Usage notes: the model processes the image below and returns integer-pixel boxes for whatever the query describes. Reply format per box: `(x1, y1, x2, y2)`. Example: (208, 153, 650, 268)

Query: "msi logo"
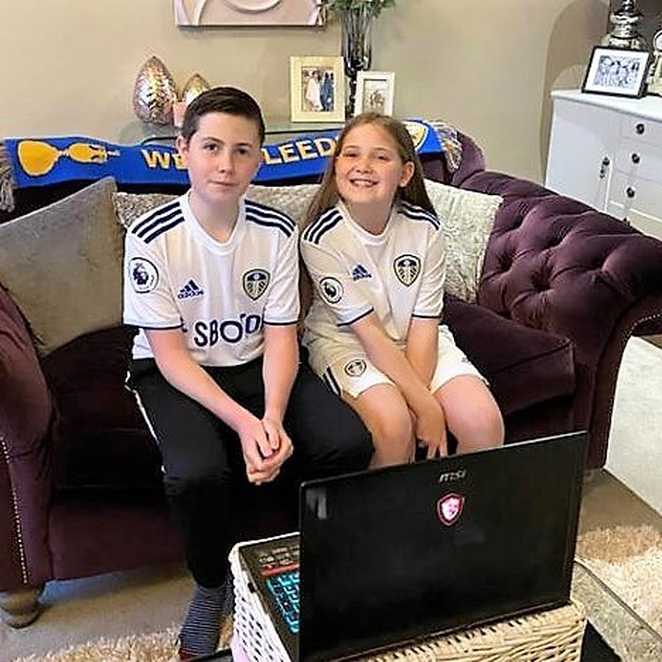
(437, 493, 465, 526)
(438, 469, 467, 484)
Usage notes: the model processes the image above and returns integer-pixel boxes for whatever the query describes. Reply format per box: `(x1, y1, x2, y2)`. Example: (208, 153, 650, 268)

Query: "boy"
(123, 87, 372, 659)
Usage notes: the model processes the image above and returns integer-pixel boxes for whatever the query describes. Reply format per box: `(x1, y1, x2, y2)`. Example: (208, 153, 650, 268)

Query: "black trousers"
(129, 355, 372, 588)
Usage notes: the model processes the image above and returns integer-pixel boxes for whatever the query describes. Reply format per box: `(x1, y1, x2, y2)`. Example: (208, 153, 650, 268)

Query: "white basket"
(230, 538, 587, 662)
(230, 535, 295, 662)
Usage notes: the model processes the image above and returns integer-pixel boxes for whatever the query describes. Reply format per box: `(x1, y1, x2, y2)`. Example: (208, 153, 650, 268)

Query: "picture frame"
(648, 53, 662, 97)
(174, 0, 325, 27)
(289, 56, 345, 123)
(354, 71, 395, 116)
(581, 46, 651, 98)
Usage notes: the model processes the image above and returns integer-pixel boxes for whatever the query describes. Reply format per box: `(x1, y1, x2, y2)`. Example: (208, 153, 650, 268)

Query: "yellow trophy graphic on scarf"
(17, 140, 120, 177)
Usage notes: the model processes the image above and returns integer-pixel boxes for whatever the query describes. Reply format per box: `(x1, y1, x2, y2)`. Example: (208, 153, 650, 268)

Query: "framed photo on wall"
(354, 71, 395, 116)
(290, 56, 345, 122)
(582, 46, 651, 98)
(174, 0, 325, 27)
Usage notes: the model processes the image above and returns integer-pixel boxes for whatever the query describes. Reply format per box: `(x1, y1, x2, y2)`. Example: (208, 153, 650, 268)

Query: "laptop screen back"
(299, 432, 586, 661)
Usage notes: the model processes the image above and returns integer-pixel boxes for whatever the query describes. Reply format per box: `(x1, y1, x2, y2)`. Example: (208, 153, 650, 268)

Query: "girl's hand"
(414, 400, 447, 459)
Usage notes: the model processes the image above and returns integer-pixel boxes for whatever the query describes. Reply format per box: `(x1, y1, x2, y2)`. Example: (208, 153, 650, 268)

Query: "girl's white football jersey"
(123, 192, 299, 366)
(301, 200, 445, 368)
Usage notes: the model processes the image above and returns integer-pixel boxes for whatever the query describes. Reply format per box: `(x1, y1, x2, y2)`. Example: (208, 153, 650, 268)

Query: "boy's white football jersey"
(301, 199, 445, 368)
(123, 192, 299, 366)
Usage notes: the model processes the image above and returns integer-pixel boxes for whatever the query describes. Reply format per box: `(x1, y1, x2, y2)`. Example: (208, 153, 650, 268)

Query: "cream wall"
(0, 0, 609, 182)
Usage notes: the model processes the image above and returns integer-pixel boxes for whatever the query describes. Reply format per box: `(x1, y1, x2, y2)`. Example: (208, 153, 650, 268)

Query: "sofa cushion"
(113, 191, 177, 229)
(0, 177, 124, 355)
(426, 179, 502, 303)
(443, 294, 575, 415)
(41, 325, 162, 489)
(114, 183, 321, 231)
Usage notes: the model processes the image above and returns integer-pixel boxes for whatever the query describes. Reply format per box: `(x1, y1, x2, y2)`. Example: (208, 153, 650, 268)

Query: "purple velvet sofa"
(2, 132, 662, 626)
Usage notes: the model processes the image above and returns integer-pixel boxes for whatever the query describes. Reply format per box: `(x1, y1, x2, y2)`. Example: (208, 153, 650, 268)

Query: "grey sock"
(179, 582, 229, 656)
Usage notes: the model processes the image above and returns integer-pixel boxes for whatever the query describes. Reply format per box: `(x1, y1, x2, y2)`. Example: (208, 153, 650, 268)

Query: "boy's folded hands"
(238, 413, 294, 485)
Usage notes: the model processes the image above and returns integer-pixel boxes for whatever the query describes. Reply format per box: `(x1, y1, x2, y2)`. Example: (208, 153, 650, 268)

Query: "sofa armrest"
(0, 286, 54, 591)
(461, 171, 662, 466)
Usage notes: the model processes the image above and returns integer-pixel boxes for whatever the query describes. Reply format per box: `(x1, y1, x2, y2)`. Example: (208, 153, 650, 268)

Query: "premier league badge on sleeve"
(319, 277, 344, 304)
(394, 254, 421, 287)
(129, 257, 159, 293)
(243, 269, 270, 301)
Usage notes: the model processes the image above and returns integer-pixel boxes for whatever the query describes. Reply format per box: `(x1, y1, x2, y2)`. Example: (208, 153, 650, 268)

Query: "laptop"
(234, 431, 587, 661)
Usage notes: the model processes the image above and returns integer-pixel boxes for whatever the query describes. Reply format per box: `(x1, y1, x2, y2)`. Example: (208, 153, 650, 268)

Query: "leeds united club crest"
(393, 254, 421, 287)
(344, 359, 367, 377)
(243, 269, 270, 301)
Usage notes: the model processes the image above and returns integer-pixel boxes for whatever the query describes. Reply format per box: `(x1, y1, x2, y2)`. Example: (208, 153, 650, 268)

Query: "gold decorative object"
(180, 73, 211, 105)
(132, 56, 178, 125)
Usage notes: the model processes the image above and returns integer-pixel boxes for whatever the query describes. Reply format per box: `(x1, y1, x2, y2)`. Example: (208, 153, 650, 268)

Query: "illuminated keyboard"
(256, 540, 300, 635)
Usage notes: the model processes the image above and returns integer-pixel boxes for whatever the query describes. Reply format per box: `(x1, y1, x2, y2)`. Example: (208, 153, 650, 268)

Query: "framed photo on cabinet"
(582, 46, 651, 98)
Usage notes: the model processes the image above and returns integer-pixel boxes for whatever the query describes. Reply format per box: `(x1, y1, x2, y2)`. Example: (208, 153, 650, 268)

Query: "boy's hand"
(236, 414, 280, 484)
(414, 399, 447, 459)
(262, 417, 293, 457)
(251, 417, 294, 484)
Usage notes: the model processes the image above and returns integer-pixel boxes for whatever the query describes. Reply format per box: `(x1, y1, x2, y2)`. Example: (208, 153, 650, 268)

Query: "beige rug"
(14, 618, 234, 662)
(14, 626, 181, 662)
(576, 524, 662, 632)
(575, 524, 662, 660)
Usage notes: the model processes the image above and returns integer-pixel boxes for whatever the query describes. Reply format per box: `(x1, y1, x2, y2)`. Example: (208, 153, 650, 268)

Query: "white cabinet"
(546, 90, 662, 240)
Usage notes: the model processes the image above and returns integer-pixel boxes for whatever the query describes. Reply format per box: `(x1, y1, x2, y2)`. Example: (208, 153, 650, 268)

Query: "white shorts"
(317, 326, 486, 399)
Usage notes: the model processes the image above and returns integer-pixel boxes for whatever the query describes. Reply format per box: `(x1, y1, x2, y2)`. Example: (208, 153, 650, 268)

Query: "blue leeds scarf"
(0, 120, 460, 212)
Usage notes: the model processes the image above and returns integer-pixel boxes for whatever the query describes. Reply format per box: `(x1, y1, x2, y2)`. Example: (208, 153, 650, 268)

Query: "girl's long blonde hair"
(303, 113, 436, 229)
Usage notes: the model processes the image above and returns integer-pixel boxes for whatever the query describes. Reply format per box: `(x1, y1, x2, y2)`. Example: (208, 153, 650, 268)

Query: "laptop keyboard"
(257, 540, 300, 634)
(267, 570, 300, 634)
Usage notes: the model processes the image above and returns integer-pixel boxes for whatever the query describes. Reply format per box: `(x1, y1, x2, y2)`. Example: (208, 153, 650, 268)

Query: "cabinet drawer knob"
(599, 156, 610, 179)
(631, 153, 640, 164)
(626, 186, 636, 198)
(635, 123, 645, 135)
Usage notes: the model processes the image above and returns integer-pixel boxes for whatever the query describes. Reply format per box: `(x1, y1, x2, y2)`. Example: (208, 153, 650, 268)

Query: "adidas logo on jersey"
(177, 279, 204, 300)
(352, 264, 372, 281)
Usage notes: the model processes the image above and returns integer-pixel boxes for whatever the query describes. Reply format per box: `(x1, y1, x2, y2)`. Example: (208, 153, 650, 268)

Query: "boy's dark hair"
(180, 86, 266, 145)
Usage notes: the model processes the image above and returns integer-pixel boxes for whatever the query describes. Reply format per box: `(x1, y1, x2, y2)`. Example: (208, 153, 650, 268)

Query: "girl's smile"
(335, 123, 414, 232)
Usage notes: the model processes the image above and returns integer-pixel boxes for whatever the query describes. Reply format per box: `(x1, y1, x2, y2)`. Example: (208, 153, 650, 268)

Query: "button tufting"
(500, 254, 513, 270)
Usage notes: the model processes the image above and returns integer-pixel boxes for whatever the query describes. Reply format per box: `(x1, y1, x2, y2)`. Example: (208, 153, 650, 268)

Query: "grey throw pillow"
(0, 177, 124, 355)
(425, 179, 503, 303)
(113, 191, 177, 229)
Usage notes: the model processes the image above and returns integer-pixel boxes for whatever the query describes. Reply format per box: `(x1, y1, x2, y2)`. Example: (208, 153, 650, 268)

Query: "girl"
(301, 113, 504, 468)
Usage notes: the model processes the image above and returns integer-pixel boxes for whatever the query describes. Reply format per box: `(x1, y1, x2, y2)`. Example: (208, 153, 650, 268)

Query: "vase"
(341, 7, 374, 116)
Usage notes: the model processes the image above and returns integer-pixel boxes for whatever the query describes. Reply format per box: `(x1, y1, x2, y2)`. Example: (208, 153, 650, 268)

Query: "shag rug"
(14, 526, 661, 662)
(575, 523, 662, 660)
(13, 618, 234, 662)
(13, 625, 182, 661)
(576, 524, 661, 632)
